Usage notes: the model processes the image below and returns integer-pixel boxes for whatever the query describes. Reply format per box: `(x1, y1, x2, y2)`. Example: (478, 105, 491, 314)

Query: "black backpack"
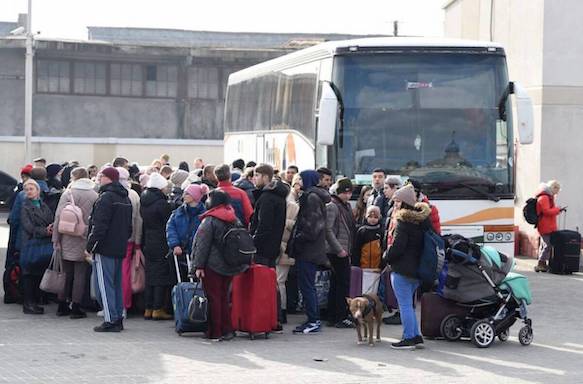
(523, 198, 539, 226)
(221, 223, 256, 268)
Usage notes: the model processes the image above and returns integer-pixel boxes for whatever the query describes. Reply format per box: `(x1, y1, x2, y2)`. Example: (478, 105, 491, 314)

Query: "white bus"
(224, 37, 534, 257)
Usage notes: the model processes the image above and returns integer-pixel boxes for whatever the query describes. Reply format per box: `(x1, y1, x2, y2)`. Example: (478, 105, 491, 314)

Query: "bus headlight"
(486, 233, 495, 242)
(484, 232, 514, 243)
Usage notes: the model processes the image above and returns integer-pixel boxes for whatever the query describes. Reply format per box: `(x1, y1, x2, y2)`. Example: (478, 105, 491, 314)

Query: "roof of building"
(87, 27, 381, 49)
(0, 22, 18, 37)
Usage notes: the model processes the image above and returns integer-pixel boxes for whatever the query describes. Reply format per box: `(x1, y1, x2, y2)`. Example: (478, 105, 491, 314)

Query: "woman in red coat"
(535, 180, 565, 272)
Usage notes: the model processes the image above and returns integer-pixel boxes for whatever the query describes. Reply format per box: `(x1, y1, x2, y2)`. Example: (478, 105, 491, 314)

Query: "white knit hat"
(147, 172, 168, 190)
(393, 184, 417, 207)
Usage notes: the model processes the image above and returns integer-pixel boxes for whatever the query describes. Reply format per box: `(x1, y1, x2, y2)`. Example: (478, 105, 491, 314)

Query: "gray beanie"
(384, 176, 402, 186)
(170, 169, 189, 187)
(393, 184, 417, 207)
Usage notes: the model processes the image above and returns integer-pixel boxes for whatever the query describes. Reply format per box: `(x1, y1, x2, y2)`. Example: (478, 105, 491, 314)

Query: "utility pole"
(24, 0, 34, 162)
(393, 20, 399, 37)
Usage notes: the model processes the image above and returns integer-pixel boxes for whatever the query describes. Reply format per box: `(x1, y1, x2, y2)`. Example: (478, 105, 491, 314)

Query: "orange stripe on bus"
(442, 208, 514, 225)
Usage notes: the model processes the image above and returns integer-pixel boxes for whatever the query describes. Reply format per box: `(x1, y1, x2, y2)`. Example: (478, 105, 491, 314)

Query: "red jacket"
(537, 192, 560, 235)
(217, 180, 254, 227)
(422, 195, 442, 234)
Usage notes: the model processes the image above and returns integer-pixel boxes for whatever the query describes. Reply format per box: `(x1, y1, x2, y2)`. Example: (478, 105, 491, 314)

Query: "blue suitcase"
(172, 253, 207, 335)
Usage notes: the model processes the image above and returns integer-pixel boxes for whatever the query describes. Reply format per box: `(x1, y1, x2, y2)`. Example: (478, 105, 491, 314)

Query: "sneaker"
(56, 302, 71, 317)
(122, 309, 127, 319)
(23, 304, 44, 315)
(97, 310, 104, 317)
(293, 321, 311, 333)
(335, 318, 355, 329)
(70, 304, 87, 319)
(383, 312, 402, 325)
(301, 321, 321, 334)
(222, 332, 236, 341)
(93, 322, 122, 333)
(413, 335, 425, 349)
(391, 338, 416, 350)
(272, 323, 284, 334)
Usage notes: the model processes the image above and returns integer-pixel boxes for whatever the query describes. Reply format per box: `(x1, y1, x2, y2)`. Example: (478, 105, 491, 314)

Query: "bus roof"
(228, 37, 505, 85)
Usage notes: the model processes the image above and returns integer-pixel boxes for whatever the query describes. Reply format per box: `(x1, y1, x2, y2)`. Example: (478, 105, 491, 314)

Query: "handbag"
(20, 237, 54, 272)
(187, 281, 208, 324)
(40, 249, 66, 295)
(131, 250, 146, 294)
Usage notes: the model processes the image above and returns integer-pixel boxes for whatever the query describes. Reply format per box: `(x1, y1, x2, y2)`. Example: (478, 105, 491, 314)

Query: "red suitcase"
(231, 264, 278, 339)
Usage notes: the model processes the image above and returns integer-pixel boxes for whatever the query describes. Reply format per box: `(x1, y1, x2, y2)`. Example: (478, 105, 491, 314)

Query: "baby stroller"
(438, 237, 533, 348)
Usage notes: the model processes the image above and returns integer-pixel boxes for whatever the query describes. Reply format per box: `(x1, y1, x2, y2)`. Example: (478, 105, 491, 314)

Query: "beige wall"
(0, 139, 224, 179)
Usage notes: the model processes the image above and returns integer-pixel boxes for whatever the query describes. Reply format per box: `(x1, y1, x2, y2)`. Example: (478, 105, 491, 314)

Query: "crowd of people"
(4, 155, 443, 348)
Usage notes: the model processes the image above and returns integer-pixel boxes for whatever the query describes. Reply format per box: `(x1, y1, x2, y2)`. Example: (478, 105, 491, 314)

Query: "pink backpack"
(57, 191, 87, 237)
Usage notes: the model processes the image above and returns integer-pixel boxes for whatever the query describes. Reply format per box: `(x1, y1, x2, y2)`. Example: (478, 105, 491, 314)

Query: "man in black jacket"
(250, 164, 289, 267)
(85, 167, 132, 332)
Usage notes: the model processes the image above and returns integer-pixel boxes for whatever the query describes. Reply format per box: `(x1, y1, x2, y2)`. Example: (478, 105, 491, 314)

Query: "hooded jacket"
(278, 194, 300, 266)
(86, 182, 133, 258)
(352, 223, 384, 269)
(250, 180, 290, 267)
(166, 202, 206, 253)
(536, 185, 560, 235)
(385, 202, 432, 279)
(290, 186, 331, 266)
(140, 188, 173, 285)
(233, 177, 256, 205)
(52, 178, 98, 262)
(192, 205, 247, 276)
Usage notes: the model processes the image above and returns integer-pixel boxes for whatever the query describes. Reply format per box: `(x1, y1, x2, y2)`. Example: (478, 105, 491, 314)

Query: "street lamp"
(24, 0, 34, 163)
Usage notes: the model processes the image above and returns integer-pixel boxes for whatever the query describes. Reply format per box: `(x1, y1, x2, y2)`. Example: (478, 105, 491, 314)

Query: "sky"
(1, 0, 445, 40)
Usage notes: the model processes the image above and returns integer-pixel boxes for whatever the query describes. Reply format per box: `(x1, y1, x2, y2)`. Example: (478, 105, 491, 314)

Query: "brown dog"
(346, 293, 383, 346)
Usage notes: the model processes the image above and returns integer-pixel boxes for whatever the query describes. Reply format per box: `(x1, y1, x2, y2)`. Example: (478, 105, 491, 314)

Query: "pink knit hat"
(183, 184, 210, 203)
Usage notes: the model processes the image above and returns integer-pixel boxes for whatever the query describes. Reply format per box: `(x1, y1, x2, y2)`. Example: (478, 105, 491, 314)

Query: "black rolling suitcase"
(549, 230, 581, 274)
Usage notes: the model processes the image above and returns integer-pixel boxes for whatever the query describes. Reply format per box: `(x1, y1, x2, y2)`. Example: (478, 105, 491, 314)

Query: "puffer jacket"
(52, 179, 98, 262)
(233, 177, 256, 206)
(86, 182, 133, 258)
(421, 194, 441, 235)
(278, 195, 299, 266)
(216, 180, 254, 226)
(250, 180, 290, 267)
(191, 205, 247, 276)
(352, 223, 384, 269)
(385, 202, 432, 279)
(290, 186, 331, 266)
(326, 195, 356, 257)
(537, 185, 560, 235)
(140, 188, 173, 286)
(166, 202, 206, 253)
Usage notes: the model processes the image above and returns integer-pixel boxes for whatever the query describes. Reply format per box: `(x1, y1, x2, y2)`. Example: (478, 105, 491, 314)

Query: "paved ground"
(1, 213, 583, 384)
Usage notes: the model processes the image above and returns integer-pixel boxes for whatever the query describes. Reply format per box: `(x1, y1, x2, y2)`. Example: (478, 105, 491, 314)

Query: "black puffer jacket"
(250, 180, 289, 267)
(290, 186, 331, 266)
(385, 202, 432, 279)
(86, 182, 132, 258)
(140, 188, 173, 286)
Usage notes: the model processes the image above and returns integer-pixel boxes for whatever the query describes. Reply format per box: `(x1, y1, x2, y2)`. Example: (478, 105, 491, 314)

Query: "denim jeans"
(297, 259, 319, 323)
(391, 272, 420, 340)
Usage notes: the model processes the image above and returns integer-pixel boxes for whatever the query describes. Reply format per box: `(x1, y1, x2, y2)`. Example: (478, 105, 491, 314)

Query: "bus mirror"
(317, 82, 339, 146)
(513, 82, 534, 145)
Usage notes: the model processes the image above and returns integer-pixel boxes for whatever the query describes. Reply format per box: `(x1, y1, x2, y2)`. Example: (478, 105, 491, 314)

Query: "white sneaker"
(97, 310, 104, 317)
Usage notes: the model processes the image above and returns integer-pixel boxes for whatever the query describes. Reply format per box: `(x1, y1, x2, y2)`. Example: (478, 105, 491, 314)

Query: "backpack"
(417, 229, 446, 285)
(57, 191, 87, 237)
(221, 223, 256, 268)
(523, 197, 539, 226)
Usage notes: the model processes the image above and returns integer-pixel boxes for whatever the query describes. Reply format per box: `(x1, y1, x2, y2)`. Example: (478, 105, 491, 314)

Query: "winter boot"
(152, 309, 173, 321)
(144, 309, 153, 320)
(56, 302, 71, 316)
(70, 303, 87, 319)
(534, 260, 549, 273)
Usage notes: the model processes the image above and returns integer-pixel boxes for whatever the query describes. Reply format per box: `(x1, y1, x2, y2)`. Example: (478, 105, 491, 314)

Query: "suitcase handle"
(174, 252, 193, 284)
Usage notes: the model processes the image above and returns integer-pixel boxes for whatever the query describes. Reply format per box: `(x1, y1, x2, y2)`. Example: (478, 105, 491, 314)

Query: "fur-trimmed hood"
(396, 202, 431, 224)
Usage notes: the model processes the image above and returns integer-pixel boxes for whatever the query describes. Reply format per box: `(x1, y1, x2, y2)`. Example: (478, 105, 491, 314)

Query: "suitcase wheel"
(498, 328, 510, 342)
(440, 315, 463, 342)
(249, 333, 255, 340)
(264, 333, 270, 340)
(518, 325, 533, 346)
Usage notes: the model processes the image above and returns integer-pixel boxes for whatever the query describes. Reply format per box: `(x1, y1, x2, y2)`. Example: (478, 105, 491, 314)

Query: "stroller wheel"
(441, 315, 463, 341)
(470, 320, 495, 348)
(518, 326, 533, 346)
(498, 329, 510, 342)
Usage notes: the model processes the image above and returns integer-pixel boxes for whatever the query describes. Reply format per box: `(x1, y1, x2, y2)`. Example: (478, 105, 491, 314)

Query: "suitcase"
(231, 264, 278, 339)
(362, 269, 381, 295)
(420, 292, 468, 338)
(349, 266, 363, 298)
(171, 253, 207, 335)
(381, 270, 398, 310)
(549, 230, 581, 274)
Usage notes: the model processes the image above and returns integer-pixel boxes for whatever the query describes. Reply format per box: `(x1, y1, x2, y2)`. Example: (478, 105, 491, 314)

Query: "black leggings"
(145, 285, 167, 310)
(327, 254, 351, 323)
(22, 274, 42, 305)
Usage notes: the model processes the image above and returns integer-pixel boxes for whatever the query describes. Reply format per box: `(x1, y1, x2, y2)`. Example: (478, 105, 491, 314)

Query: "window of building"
(37, 60, 70, 93)
(189, 66, 219, 99)
(110, 63, 143, 97)
(145, 64, 177, 98)
(73, 62, 106, 95)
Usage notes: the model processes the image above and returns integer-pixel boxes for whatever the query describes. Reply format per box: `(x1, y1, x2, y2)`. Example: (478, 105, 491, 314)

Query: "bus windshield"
(332, 53, 513, 199)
